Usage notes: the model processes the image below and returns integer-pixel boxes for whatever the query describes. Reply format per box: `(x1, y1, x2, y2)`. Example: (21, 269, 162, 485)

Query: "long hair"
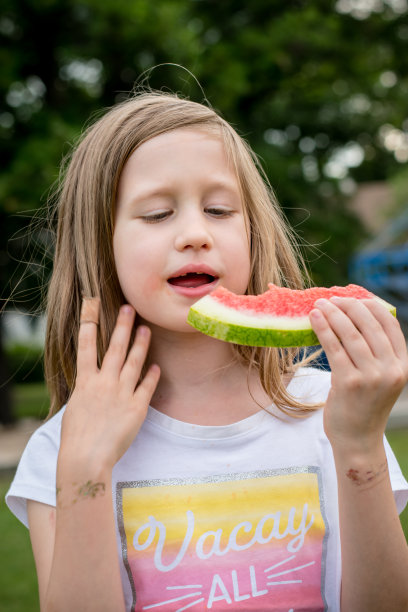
(45, 90, 320, 417)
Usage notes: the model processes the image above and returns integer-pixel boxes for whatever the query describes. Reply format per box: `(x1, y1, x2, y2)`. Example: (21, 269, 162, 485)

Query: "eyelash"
(141, 208, 233, 223)
(206, 207, 233, 217)
(141, 211, 170, 223)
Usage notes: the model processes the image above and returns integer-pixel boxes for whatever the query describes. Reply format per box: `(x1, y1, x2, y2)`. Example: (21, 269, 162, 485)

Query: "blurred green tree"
(1, 0, 407, 418)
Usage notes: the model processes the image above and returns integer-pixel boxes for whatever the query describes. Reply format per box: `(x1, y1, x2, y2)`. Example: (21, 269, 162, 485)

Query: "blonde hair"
(45, 90, 321, 417)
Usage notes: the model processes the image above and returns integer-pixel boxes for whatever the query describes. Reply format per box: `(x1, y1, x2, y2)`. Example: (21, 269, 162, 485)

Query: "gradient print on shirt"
(116, 467, 329, 611)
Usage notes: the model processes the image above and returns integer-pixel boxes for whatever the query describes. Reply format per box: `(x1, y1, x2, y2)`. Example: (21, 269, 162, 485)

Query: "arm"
(28, 479, 122, 612)
(28, 303, 160, 612)
(310, 297, 408, 612)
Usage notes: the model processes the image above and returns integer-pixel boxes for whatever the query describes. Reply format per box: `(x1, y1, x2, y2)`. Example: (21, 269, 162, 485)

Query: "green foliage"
(390, 165, 408, 217)
(13, 382, 49, 420)
(1, 0, 408, 305)
(5, 344, 44, 384)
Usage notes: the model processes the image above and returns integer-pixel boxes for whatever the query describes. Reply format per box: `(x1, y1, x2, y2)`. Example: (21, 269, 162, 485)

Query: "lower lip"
(167, 279, 219, 298)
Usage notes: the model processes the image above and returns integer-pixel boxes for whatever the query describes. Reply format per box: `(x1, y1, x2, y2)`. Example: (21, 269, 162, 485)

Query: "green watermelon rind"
(187, 307, 319, 347)
(187, 289, 397, 348)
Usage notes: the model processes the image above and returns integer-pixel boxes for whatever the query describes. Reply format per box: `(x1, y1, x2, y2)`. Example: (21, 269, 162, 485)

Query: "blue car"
(310, 209, 408, 371)
(349, 209, 408, 332)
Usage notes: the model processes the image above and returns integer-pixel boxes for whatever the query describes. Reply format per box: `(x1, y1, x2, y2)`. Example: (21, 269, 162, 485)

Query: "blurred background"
(0, 1, 407, 609)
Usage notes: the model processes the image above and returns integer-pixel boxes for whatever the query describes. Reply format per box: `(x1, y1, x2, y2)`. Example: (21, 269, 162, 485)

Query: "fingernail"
(310, 309, 322, 319)
(121, 304, 133, 315)
(138, 325, 149, 337)
(330, 296, 342, 304)
(314, 298, 328, 307)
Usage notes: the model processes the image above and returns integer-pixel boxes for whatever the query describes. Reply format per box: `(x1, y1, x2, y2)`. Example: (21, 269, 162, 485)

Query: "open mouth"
(168, 272, 217, 288)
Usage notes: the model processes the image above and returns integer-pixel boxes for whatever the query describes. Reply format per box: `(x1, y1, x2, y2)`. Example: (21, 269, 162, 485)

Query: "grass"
(0, 477, 39, 611)
(1, 383, 48, 610)
(1, 384, 408, 610)
(385, 428, 408, 536)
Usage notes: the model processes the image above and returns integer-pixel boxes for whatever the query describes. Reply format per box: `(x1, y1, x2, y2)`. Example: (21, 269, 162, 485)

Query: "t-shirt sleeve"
(5, 409, 64, 528)
(384, 435, 408, 514)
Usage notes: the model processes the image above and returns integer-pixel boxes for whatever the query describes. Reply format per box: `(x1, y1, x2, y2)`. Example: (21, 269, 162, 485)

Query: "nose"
(174, 211, 214, 252)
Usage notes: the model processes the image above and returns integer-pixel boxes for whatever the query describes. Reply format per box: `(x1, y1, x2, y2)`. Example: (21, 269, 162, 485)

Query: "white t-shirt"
(6, 367, 408, 612)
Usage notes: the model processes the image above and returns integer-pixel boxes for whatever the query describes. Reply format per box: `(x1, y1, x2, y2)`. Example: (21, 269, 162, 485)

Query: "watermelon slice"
(187, 284, 396, 347)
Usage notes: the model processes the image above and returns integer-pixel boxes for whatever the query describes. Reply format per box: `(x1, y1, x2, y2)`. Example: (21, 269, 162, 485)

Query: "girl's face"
(113, 128, 251, 333)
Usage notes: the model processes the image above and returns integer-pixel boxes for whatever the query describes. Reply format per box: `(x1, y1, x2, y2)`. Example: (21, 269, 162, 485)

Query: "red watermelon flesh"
(213, 284, 375, 316)
(187, 284, 396, 347)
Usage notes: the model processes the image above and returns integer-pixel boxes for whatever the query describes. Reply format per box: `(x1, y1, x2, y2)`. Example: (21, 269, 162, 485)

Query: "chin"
(144, 317, 195, 335)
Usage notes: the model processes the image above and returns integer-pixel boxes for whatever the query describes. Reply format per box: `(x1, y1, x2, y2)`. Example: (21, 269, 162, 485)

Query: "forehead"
(117, 127, 241, 197)
(122, 128, 235, 177)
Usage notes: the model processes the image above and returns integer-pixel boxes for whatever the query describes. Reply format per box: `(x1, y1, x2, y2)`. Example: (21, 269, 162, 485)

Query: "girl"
(6, 91, 408, 612)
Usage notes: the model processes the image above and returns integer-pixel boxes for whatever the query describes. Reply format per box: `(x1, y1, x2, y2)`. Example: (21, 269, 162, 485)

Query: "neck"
(146, 326, 272, 425)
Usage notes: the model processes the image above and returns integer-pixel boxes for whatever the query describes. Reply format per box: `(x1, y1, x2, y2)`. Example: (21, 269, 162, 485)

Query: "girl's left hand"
(310, 297, 408, 454)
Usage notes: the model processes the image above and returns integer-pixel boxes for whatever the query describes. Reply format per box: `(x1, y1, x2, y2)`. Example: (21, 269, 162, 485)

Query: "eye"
(140, 210, 172, 223)
(206, 206, 234, 218)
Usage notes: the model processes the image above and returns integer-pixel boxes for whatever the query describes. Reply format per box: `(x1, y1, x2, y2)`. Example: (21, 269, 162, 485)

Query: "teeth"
(176, 272, 207, 277)
(169, 272, 219, 280)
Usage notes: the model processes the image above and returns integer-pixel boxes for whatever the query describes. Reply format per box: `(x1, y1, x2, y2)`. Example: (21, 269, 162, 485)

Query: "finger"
(132, 363, 161, 408)
(101, 305, 136, 376)
(120, 325, 152, 389)
(310, 306, 355, 372)
(313, 298, 373, 369)
(329, 297, 395, 361)
(77, 297, 100, 377)
(362, 298, 408, 360)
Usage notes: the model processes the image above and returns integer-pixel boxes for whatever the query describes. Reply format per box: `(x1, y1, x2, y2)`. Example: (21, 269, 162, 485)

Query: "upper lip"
(167, 264, 219, 280)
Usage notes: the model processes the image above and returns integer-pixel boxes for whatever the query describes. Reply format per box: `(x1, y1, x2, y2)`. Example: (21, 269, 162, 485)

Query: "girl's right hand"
(60, 302, 160, 470)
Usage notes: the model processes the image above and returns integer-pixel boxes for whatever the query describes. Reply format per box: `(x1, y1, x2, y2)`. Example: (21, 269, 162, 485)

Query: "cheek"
(223, 235, 251, 293)
(142, 273, 163, 295)
(228, 227, 251, 267)
(114, 243, 161, 298)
